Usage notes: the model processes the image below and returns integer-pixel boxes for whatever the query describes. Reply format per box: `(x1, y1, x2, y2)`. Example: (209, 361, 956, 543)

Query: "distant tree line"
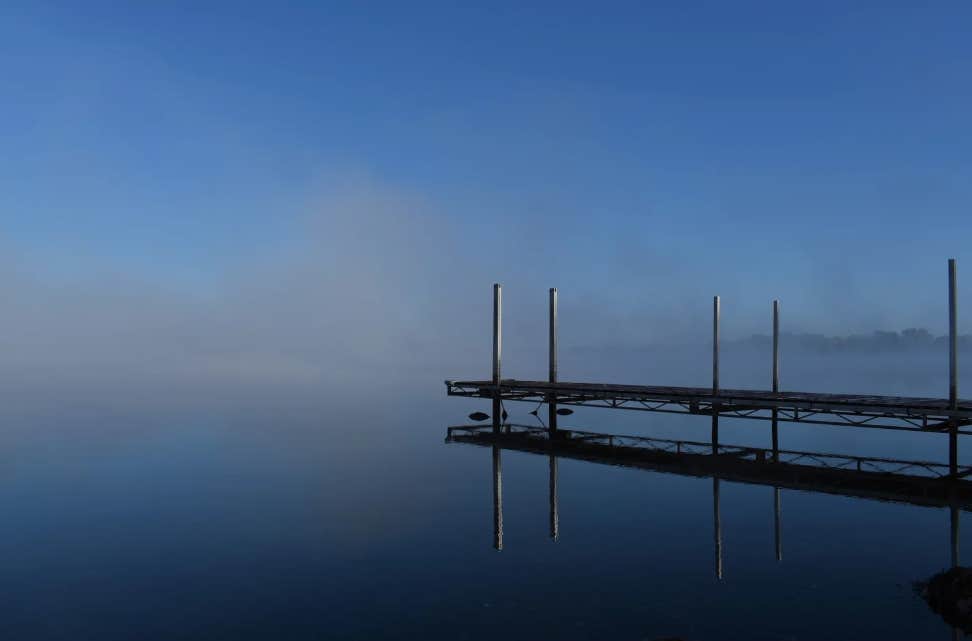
(737, 328, 972, 353)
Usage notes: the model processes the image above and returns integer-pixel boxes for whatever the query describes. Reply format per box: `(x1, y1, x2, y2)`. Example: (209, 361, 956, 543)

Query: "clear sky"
(2, 2, 972, 405)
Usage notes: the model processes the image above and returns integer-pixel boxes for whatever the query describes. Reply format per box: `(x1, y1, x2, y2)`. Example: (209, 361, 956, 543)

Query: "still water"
(0, 386, 964, 640)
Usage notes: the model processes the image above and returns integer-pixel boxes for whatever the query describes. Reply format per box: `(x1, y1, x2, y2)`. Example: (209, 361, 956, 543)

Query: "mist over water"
(2, 162, 970, 419)
(3, 171, 971, 637)
(2, 236, 969, 639)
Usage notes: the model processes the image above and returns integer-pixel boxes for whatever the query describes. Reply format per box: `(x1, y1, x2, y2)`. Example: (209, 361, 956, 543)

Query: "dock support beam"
(949, 261, 958, 475)
(492, 283, 502, 434)
(772, 300, 780, 462)
(549, 288, 558, 434)
(712, 296, 720, 455)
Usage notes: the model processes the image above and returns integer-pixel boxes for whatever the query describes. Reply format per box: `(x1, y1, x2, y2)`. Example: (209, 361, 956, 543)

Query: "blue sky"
(2, 2, 972, 352)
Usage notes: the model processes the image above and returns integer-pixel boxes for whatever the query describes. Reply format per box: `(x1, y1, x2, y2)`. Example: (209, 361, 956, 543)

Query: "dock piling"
(712, 296, 720, 455)
(549, 288, 558, 434)
(713, 296, 720, 396)
(950, 259, 958, 409)
(492, 284, 502, 433)
(949, 261, 958, 474)
(772, 300, 780, 462)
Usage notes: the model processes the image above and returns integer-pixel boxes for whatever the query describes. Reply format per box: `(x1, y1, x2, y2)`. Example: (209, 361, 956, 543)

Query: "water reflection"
(775, 486, 783, 562)
(450, 420, 972, 637)
(713, 477, 722, 580)
(448, 422, 972, 511)
(492, 444, 503, 550)
(549, 453, 559, 541)
(491, 447, 559, 550)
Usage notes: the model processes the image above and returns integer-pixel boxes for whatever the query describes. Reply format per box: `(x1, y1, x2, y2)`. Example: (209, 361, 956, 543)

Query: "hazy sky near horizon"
(2, 2, 972, 411)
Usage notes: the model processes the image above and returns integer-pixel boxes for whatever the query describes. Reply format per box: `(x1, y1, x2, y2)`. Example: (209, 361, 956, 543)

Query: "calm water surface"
(0, 386, 964, 640)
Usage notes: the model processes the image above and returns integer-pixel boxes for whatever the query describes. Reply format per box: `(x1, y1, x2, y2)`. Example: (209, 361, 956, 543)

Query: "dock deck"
(446, 379, 972, 433)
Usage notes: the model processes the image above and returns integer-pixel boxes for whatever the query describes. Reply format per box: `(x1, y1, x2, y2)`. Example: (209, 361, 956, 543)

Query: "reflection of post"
(492, 284, 503, 434)
(774, 487, 782, 562)
(712, 296, 720, 456)
(951, 504, 960, 568)
(548, 288, 558, 434)
(549, 454, 559, 541)
(492, 445, 503, 551)
(772, 300, 780, 462)
(713, 477, 723, 580)
(950, 506, 962, 641)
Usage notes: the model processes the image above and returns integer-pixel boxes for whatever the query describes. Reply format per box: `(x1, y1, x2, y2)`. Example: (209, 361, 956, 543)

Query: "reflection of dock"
(451, 425, 967, 638)
(447, 424, 972, 509)
(448, 423, 965, 583)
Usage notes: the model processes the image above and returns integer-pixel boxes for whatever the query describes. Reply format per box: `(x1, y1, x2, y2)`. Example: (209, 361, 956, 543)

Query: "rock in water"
(917, 566, 972, 632)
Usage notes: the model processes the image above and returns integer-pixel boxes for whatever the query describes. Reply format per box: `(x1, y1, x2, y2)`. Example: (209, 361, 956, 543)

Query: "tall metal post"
(712, 296, 720, 455)
(713, 296, 720, 395)
(492, 444, 503, 551)
(950, 259, 958, 409)
(548, 288, 558, 434)
(772, 300, 780, 462)
(549, 454, 559, 541)
(713, 477, 723, 580)
(492, 284, 503, 434)
(949, 261, 958, 475)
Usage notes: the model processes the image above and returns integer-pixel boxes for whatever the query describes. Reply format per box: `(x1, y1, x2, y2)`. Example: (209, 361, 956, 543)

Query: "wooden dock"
(446, 261, 969, 474)
(446, 379, 972, 433)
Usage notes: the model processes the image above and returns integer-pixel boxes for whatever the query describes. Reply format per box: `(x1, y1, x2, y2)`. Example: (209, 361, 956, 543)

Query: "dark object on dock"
(555, 407, 573, 416)
(468, 411, 490, 422)
(917, 567, 972, 634)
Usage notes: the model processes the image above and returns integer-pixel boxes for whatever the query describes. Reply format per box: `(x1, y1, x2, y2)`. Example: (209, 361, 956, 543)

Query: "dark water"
(0, 386, 965, 640)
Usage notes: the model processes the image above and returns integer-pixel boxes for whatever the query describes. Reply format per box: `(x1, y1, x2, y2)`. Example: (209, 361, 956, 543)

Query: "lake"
(0, 378, 964, 640)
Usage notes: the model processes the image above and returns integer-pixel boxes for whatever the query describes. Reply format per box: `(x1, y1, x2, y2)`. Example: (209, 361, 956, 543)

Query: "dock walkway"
(447, 379, 972, 432)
